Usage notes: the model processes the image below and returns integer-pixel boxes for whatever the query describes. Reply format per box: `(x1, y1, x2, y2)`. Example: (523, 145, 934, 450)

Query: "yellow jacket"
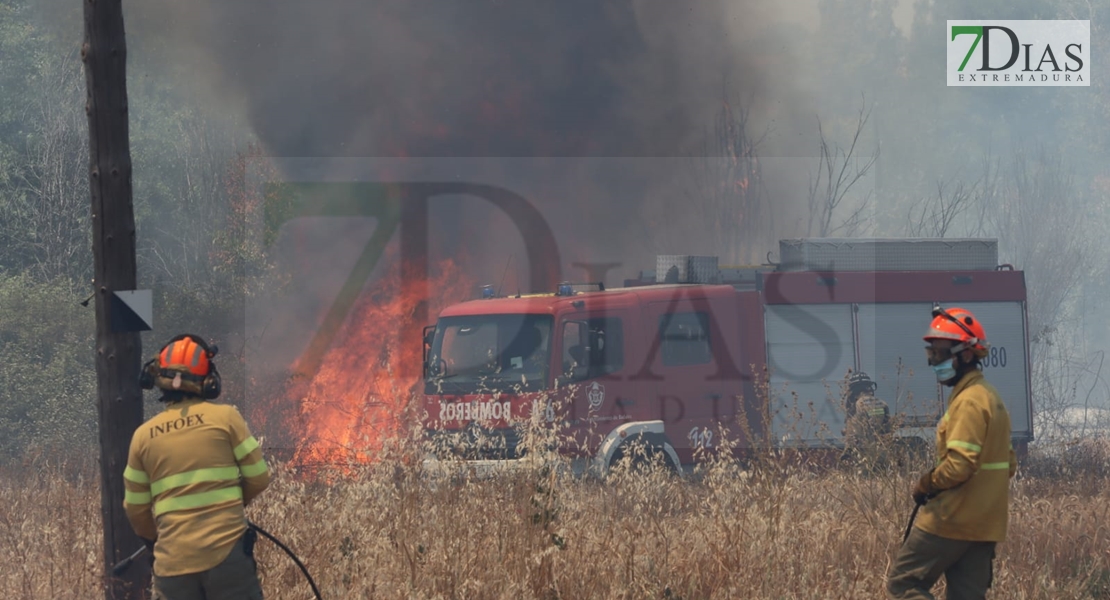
(917, 370, 1017, 542)
(123, 398, 271, 577)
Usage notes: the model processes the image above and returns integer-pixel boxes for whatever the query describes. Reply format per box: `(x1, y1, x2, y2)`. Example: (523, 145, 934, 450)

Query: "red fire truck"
(421, 238, 1034, 473)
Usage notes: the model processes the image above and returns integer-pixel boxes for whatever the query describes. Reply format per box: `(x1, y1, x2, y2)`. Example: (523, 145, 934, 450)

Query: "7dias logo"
(947, 20, 1089, 86)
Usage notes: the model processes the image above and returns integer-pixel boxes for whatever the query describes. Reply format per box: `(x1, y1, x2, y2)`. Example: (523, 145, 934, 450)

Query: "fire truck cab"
(421, 238, 1034, 474)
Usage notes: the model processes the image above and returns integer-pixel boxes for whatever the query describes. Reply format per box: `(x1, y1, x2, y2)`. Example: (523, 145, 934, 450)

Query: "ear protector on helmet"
(139, 333, 222, 399)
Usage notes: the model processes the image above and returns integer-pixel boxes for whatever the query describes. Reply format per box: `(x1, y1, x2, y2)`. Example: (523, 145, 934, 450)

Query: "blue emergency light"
(481, 285, 496, 299)
(556, 283, 575, 296)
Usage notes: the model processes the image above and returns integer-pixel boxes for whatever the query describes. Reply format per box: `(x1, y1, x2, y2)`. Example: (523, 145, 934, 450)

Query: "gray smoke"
(113, 0, 820, 293)
(122, 0, 808, 159)
(107, 1, 826, 421)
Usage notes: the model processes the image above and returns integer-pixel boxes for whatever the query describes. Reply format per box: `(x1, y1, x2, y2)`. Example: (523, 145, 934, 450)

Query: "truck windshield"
(425, 314, 553, 394)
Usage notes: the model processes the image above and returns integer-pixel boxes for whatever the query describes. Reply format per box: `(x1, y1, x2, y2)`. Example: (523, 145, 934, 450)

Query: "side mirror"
(422, 325, 437, 374)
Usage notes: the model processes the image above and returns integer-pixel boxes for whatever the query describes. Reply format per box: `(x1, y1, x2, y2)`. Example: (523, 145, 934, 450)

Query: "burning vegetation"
(282, 254, 473, 470)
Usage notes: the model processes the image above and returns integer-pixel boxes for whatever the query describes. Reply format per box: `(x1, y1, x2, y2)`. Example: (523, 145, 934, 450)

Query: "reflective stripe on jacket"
(123, 398, 271, 577)
(917, 370, 1016, 542)
(856, 396, 889, 419)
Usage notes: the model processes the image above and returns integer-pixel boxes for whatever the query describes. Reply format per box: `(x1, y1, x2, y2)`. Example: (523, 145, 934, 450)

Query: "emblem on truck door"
(588, 382, 605, 409)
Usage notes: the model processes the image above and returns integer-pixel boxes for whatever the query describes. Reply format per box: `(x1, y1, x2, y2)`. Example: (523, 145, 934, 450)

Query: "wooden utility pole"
(82, 0, 148, 597)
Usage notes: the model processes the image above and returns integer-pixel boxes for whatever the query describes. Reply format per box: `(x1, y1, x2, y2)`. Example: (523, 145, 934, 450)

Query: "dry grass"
(3, 441, 1110, 600)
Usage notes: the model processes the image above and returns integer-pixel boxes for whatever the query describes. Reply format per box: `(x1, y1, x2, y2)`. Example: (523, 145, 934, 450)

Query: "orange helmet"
(924, 306, 989, 356)
(139, 334, 222, 399)
(160, 336, 212, 376)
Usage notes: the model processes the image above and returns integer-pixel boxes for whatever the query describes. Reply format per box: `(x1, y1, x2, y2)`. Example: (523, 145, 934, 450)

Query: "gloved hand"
(912, 469, 938, 505)
(142, 538, 156, 567)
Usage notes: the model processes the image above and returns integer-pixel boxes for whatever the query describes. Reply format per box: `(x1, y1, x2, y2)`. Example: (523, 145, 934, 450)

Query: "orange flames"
(286, 253, 473, 470)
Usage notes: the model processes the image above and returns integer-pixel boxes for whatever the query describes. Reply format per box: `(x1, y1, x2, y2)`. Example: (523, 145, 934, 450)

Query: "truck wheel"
(609, 443, 678, 475)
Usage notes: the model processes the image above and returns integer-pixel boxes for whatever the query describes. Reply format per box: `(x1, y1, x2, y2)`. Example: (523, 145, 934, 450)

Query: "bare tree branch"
(806, 98, 878, 238)
(983, 145, 1094, 436)
(905, 179, 972, 237)
(902, 150, 1002, 239)
(683, 85, 771, 264)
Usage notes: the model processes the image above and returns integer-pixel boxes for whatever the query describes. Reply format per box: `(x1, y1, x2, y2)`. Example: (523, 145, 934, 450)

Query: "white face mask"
(932, 358, 957, 382)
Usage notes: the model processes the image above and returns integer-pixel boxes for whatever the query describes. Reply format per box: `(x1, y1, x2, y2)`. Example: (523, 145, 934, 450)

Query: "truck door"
(556, 308, 640, 457)
(763, 303, 857, 446)
(856, 303, 944, 427)
(640, 295, 733, 463)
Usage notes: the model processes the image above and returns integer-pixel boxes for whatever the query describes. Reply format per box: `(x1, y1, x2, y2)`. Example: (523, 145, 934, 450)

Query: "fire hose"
(112, 521, 323, 600)
(901, 500, 923, 544)
(901, 492, 939, 545)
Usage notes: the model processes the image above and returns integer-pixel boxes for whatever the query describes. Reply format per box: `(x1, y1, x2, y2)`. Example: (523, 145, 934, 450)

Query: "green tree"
(0, 272, 97, 457)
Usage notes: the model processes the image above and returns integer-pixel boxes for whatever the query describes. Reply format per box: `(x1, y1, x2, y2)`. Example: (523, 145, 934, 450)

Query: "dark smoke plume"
(124, 0, 805, 158)
(109, 1, 819, 418)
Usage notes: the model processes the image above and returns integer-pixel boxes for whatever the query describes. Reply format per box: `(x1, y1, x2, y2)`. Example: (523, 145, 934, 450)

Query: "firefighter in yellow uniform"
(123, 334, 271, 600)
(887, 307, 1017, 600)
(842, 371, 892, 469)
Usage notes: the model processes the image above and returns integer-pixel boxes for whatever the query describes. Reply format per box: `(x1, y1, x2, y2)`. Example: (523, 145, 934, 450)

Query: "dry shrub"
(0, 448, 102, 600)
(4, 434, 1110, 599)
(1021, 438, 1110, 485)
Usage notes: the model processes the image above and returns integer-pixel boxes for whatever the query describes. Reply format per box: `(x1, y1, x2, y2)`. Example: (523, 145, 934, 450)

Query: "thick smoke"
(123, 0, 807, 158)
(116, 3, 817, 282)
(108, 2, 822, 404)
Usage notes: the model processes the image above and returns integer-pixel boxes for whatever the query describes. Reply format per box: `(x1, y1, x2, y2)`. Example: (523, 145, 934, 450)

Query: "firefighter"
(123, 334, 271, 600)
(887, 307, 1017, 600)
(842, 371, 892, 470)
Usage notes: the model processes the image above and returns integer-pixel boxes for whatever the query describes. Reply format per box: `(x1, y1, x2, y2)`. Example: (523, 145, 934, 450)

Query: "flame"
(286, 251, 473, 472)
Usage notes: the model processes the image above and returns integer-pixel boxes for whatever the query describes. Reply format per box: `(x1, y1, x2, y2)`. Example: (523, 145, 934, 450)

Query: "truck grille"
(424, 427, 523, 460)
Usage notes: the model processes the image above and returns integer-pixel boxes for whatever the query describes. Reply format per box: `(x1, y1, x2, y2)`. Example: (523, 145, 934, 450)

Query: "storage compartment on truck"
(762, 296, 1032, 447)
(778, 238, 999, 272)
